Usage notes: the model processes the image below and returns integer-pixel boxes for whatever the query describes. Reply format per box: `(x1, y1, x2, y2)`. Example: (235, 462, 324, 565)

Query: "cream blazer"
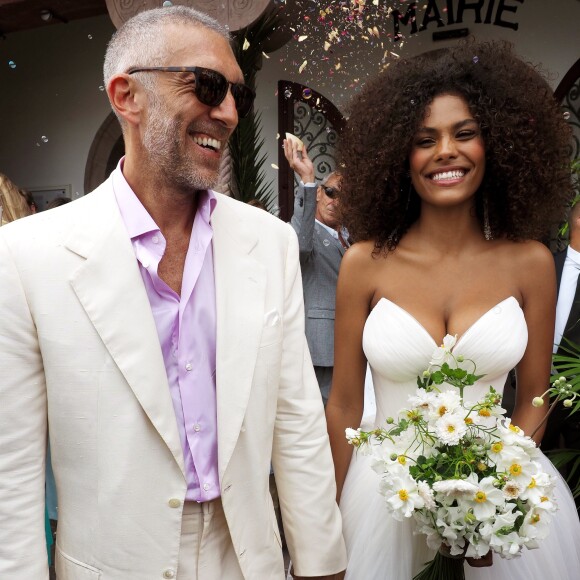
(0, 178, 346, 579)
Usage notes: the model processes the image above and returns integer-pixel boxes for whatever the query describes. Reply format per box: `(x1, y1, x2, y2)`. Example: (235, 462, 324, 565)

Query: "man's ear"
(107, 74, 145, 128)
(316, 185, 322, 202)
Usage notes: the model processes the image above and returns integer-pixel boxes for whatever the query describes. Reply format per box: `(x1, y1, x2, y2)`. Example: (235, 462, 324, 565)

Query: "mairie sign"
(392, 0, 525, 40)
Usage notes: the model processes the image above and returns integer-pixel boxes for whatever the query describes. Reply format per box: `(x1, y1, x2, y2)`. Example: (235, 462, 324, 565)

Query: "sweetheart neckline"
(371, 296, 520, 348)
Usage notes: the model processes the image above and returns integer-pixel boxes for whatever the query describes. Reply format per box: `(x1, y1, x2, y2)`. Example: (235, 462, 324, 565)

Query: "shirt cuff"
(300, 181, 317, 188)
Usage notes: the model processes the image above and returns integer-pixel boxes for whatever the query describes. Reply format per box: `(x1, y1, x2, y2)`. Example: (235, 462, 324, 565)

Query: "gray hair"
(321, 171, 342, 187)
(103, 5, 230, 123)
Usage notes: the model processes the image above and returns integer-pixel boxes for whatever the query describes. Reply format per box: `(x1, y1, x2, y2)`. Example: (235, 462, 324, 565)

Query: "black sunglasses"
(322, 186, 338, 199)
(127, 66, 256, 118)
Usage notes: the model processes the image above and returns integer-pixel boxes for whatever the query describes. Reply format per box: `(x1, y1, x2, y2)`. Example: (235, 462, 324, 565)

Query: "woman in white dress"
(326, 40, 580, 579)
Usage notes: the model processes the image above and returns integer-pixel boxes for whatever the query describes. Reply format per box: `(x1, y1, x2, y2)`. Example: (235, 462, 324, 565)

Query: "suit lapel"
(315, 223, 346, 257)
(65, 186, 185, 477)
(563, 274, 580, 347)
(211, 196, 266, 479)
(555, 250, 566, 293)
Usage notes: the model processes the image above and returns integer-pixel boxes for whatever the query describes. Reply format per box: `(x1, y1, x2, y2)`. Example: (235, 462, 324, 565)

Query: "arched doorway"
(84, 112, 124, 193)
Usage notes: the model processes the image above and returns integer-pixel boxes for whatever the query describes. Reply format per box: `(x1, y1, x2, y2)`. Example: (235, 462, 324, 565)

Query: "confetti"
(243, 38, 250, 51)
(298, 60, 307, 73)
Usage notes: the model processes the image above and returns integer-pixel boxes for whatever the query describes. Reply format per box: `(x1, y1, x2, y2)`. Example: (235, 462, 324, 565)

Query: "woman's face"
(409, 94, 485, 209)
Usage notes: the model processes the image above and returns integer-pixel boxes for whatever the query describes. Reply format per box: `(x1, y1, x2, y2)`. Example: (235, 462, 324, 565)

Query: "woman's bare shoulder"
(341, 240, 380, 268)
(499, 239, 553, 269)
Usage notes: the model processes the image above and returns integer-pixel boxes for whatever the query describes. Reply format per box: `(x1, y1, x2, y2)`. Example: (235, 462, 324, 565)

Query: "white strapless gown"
(340, 296, 580, 579)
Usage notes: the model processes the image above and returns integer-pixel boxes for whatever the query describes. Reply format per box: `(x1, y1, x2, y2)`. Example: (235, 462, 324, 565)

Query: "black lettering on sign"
(391, 0, 524, 40)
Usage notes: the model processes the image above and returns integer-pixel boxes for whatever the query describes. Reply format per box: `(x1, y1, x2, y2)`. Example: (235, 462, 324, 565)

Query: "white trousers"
(177, 499, 244, 580)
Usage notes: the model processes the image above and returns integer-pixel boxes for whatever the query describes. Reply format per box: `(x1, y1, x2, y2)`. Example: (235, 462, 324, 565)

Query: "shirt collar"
(315, 219, 349, 243)
(566, 245, 580, 268)
(112, 157, 217, 240)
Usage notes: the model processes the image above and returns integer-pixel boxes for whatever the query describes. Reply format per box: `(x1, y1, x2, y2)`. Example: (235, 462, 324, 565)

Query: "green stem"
(530, 395, 561, 439)
(413, 550, 466, 580)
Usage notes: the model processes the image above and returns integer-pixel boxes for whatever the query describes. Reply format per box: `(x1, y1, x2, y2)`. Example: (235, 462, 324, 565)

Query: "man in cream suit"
(0, 6, 345, 580)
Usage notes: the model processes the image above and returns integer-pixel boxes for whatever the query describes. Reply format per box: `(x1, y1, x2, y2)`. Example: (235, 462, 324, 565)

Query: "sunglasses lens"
(231, 84, 255, 118)
(195, 69, 228, 107)
(324, 187, 336, 198)
(195, 68, 255, 117)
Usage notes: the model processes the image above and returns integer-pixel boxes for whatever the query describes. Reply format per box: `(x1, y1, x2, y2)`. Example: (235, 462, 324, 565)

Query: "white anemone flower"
(435, 411, 468, 445)
(466, 475, 505, 520)
(382, 470, 424, 520)
(519, 472, 556, 505)
(502, 479, 524, 500)
(496, 418, 537, 452)
(520, 508, 553, 543)
(495, 450, 537, 486)
(408, 390, 438, 414)
(430, 334, 457, 365)
(429, 390, 463, 422)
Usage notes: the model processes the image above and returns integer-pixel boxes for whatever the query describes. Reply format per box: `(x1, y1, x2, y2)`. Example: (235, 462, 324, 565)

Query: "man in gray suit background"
(544, 203, 580, 508)
(284, 138, 349, 404)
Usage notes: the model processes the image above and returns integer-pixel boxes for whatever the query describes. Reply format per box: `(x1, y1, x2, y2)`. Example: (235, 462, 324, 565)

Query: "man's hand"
(283, 138, 315, 184)
(466, 551, 493, 567)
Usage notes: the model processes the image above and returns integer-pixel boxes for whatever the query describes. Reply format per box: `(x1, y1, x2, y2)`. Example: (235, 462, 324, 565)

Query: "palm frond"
(544, 448, 580, 500)
(228, 8, 283, 213)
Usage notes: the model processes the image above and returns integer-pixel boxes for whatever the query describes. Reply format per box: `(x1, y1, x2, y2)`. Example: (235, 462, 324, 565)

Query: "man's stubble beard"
(142, 94, 221, 192)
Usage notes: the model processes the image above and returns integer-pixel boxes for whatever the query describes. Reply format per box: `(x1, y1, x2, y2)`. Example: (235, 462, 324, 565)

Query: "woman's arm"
(326, 243, 375, 500)
(512, 241, 557, 443)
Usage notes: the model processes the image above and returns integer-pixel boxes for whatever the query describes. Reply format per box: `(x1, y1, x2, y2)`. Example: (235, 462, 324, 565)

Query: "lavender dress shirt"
(113, 162, 219, 502)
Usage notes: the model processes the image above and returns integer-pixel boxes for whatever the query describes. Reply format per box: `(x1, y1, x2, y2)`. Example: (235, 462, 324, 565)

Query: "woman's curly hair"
(337, 40, 573, 253)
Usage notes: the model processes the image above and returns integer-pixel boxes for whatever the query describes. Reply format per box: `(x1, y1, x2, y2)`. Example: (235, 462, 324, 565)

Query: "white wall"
(0, 15, 115, 197)
(0, 1, 578, 199)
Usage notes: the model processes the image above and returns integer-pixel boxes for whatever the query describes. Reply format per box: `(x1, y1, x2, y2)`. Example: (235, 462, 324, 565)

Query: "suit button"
(163, 570, 175, 579)
(168, 498, 181, 508)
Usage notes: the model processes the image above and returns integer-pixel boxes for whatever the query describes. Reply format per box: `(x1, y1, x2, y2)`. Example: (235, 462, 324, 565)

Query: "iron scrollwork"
(293, 102, 340, 192)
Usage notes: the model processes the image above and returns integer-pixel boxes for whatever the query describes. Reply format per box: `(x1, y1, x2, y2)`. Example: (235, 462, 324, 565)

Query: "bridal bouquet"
(346, 335, 558, 580)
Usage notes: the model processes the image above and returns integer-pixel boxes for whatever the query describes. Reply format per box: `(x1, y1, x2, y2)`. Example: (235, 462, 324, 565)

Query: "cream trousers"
(177, 499, 244, 580)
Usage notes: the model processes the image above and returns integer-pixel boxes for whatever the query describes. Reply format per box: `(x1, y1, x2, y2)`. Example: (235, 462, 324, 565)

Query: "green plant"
(548, 340, 580, 502)
(229, 8, 282, 212)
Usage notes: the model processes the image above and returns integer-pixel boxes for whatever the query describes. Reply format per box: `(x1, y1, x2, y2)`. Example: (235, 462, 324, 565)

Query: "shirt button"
(203, 483, 210, 491)
(185, 363, 192, 371)
(168, 498, 181, 508)
(163, 570, 175, 579)
(194, 424, 201, 432)
(142, 262, 149, 269)
(152, 235, 159, 244)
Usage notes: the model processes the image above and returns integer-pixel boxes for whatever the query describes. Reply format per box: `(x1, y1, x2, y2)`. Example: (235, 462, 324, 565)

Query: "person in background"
(46, 196, 72, 210)
(284, 140, 348, 405)
(0, 172, 31, 225)
(544, 201, 580, 509)
(19, 188, 38, 214)
(0, 6, 345, 580)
